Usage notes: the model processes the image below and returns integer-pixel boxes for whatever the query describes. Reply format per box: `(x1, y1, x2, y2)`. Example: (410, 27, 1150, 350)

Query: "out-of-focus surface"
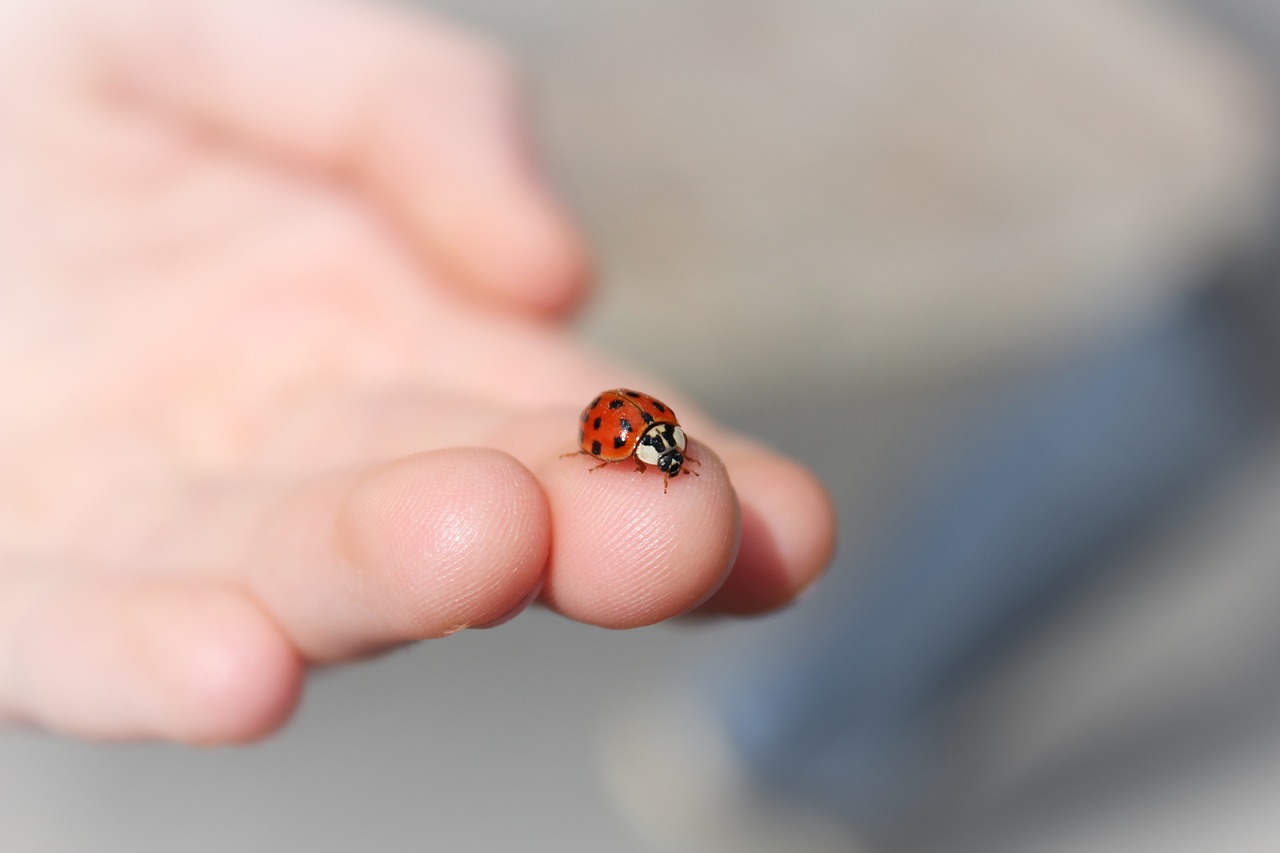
(3, 0, 1280, 851)
(545, 0, 1270, 389)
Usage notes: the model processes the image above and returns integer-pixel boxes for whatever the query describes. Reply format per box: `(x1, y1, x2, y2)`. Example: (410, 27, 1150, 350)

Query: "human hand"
(0, 0, 835, 743)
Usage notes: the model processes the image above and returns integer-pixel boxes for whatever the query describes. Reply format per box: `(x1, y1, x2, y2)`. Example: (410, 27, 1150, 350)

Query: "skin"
(0, 0, 836, 744)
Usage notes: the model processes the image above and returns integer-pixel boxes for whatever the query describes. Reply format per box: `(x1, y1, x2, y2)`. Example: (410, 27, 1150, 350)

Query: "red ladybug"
(564, 389, 700, 492)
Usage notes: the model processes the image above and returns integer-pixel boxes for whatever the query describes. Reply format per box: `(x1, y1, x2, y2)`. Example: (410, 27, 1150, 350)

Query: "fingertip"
(360, 42, 591, 318)
(334, 448, 551, 646)
(698, 454, 837, 615)
(8, 579, 302, 743)
(139, 585, 303, 745)
(481, 205, 593, 319)
(399, 139, 592, 320)
(540, 438, 740, 628)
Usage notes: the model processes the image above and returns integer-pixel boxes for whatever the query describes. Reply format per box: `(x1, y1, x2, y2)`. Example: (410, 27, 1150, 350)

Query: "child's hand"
(0, 0, 834, 743)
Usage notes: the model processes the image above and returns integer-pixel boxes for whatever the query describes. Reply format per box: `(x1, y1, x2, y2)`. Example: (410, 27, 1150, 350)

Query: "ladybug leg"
(633, 459, 648, 474)
(561, 450, 610, 472)
(682, 453, 700, 479)
(663, 473, 670, 494)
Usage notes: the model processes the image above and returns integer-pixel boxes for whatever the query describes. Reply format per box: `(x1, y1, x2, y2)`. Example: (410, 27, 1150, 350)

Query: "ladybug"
(564, 389, 700, 492)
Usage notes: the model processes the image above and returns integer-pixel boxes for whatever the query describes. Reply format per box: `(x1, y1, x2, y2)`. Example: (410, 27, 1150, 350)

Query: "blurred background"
(5, 0, 1280, 850)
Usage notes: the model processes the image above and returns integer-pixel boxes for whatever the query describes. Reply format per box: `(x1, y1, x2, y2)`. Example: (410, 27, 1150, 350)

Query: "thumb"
(92, 0, 589, 315)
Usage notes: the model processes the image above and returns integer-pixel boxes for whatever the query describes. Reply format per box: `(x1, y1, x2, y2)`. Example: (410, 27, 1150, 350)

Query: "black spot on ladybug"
(581, 410, 589, 422)
(608, 398, 625, 410)
(613, 436, 626, 449)
(625, 390, 641, 397)
(578, 427, 585, 443)
(619, 417, 632, 433)
(641, 411, 654, 424)
(653, 400, 667, 413)
(590, 396, 601, 410)
(591, 440, 602, 456)
(593, 416, 602, 429)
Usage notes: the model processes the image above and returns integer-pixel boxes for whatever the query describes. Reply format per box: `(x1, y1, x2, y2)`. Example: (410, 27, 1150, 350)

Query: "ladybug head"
(657, 448, 684, 476)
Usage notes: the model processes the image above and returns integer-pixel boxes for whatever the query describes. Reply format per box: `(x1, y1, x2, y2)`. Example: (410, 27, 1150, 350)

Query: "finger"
(245, 448, 550, 661)
(258, 389, 834, 622)
(1, 571, 301, 744)
(693, 445, 837, 615)
(91, 0, 588, 315)
(529, 431, 741, 629)
(258, 393, 832, 624)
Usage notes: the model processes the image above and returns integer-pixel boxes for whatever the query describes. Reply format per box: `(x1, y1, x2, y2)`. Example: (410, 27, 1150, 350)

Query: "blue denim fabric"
(714, 288, 1269, 837)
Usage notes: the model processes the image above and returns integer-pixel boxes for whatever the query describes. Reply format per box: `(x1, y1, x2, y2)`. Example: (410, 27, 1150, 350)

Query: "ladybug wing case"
(579, 391, 642, 460)
(624, 390, 678, 428)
